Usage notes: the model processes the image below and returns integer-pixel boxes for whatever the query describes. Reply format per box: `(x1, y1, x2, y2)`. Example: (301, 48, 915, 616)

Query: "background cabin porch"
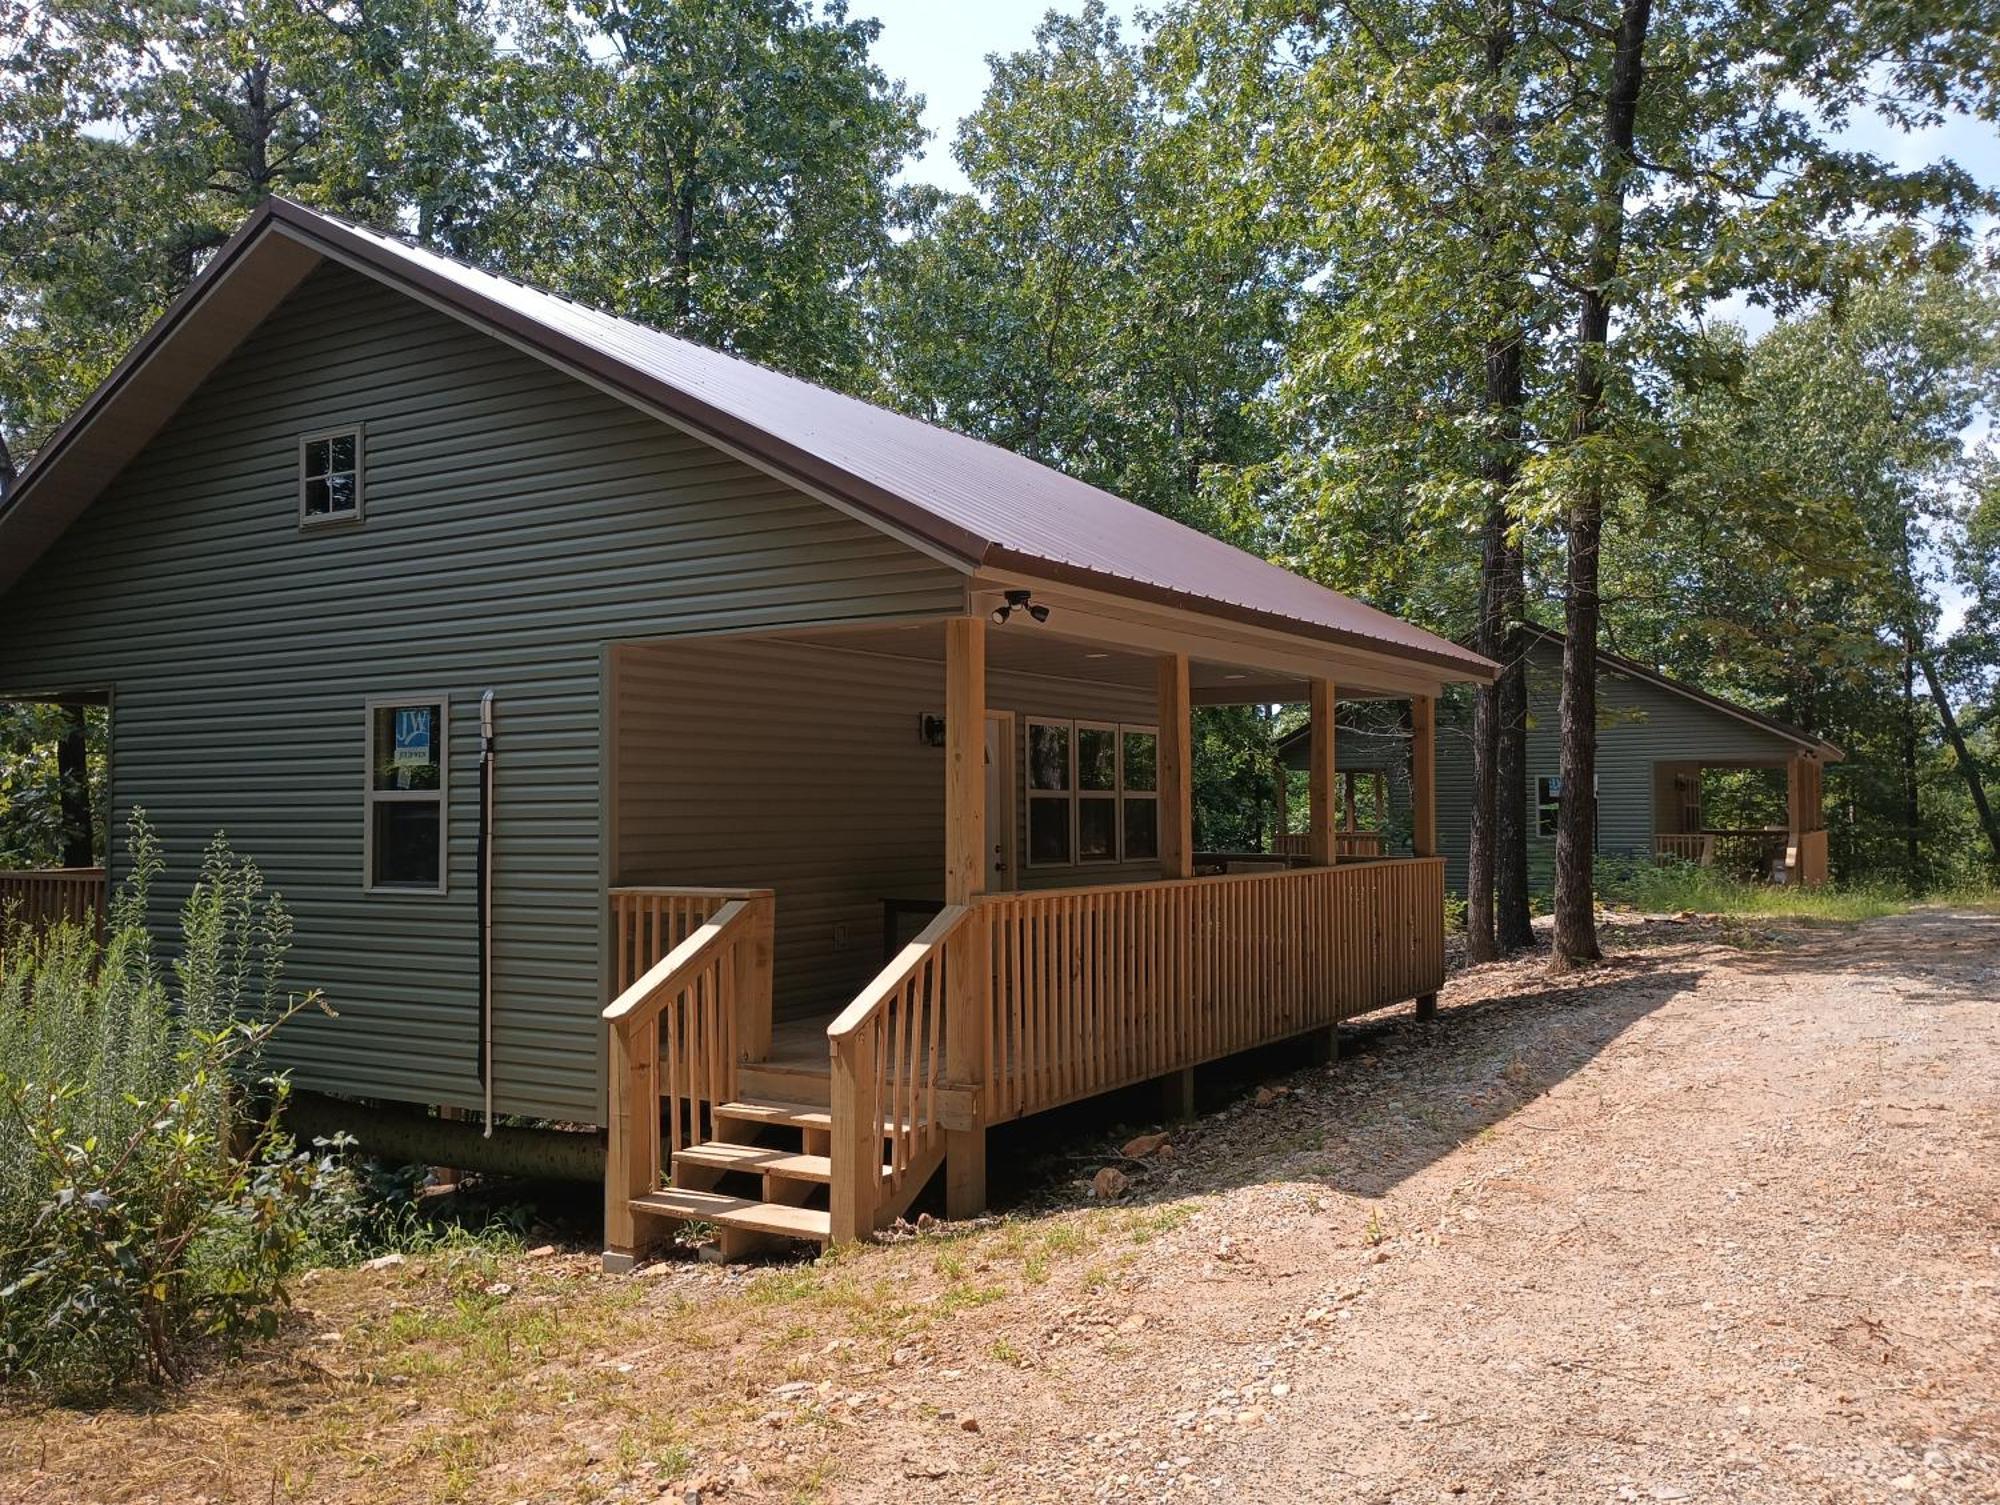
(1651, 755, 1830, 886)
(600, 607, 1461, 1263)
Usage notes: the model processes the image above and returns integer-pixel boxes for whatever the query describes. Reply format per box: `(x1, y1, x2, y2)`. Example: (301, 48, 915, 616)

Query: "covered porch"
(1651, 755, 1830, 886)
(600, 581, 1482, 1263)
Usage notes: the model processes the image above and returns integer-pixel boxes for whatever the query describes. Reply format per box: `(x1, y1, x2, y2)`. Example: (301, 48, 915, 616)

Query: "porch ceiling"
(770, 591, 1448, 702)
(766, 618, 1405, 704)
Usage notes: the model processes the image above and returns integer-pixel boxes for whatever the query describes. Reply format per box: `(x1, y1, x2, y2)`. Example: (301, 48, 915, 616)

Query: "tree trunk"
(1551, 0, 1651, 974)
(1465, 3, 1521, 966)
(1468, 328, 1524, 961)
(1920, 655, 2000, 869)
(56, 704, 93, 869)
(1495, 611, 1534, 949)
(1902, 642, 1921, 884)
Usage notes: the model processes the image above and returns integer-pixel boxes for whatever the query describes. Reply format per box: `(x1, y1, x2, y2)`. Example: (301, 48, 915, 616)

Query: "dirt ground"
(4, 906, 1996, 1504)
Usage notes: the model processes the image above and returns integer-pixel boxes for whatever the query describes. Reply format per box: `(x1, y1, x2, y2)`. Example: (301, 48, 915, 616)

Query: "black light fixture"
(991, 588, 1051, 625)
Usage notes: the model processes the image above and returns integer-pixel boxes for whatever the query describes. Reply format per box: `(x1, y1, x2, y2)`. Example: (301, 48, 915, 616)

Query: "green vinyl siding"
(0, 262, 965, 1121)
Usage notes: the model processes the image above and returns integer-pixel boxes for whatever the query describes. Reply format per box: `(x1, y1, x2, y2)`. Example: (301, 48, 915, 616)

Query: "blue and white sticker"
(393, 706, 434, 769)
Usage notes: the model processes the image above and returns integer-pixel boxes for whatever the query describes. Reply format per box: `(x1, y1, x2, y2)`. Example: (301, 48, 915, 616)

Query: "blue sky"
(856, 0, 1140, 194)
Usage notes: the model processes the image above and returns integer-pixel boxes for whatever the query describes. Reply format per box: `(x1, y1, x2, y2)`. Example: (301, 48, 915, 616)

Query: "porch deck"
(603, 854, 1445, 1259)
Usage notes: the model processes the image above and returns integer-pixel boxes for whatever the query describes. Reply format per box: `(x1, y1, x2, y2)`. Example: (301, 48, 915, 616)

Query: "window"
(1077, 722, 1119, 863)
(1025, 718, 1159, 867)
(301, 427, 363, 524)
(1537, 776, 1561, 838)
(1027, 719, 1073, 866)
(366, 698, 447, 891)
(1122, 728, 1158, 861)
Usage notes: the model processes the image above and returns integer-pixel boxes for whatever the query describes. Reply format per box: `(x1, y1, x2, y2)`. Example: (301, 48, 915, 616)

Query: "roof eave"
(982, 547, 1498, 685)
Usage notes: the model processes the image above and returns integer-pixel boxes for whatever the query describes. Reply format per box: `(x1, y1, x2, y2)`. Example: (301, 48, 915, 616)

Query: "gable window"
(1025, 718, 1159, 868)
(301, 427, 363, 524)
(366, 697, 447, 892)
(1537, 775, 1561, 838)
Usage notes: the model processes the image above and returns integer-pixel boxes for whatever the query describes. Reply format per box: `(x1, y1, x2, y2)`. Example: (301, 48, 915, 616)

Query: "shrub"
(0, 818, 337, 1397)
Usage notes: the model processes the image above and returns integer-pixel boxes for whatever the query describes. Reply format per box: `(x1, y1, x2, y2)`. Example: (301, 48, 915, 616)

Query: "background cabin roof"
(0, 198, 1493, 685)
(1276, 622, 1843, 763)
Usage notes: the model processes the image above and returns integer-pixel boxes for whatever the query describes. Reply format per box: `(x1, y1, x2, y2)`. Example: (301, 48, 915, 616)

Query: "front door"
(985, 711, 1017, 891)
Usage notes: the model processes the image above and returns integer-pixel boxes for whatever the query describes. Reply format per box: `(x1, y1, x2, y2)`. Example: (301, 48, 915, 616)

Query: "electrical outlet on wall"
(831, 923, 850, 953)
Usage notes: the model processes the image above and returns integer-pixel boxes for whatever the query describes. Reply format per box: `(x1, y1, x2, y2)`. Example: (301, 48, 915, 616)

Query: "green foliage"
(0, 0, 503, 450)
(869, 2, 1287, 537)
(0, 702, 105, 868)
(473, 0, 923, 390)
(0, 817, 337, 1397)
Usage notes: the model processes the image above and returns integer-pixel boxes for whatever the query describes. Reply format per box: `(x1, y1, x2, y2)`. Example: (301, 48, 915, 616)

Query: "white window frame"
(1119, 724, 1159, 862)
(300, 424, 366, 527)
(1025, 717, 1075, 870)
(1075, 719, 1122, 865)
(1024, 717, 1160, 869)
(364, 693, 449, 894)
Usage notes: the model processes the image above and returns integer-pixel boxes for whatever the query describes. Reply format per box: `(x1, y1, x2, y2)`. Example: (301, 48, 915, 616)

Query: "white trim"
(363, 693, 450, 895)
(299, 422, 366, 528)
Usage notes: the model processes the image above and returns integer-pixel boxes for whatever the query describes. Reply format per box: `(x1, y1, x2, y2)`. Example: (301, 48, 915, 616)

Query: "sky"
(855, 0, 1140, 195)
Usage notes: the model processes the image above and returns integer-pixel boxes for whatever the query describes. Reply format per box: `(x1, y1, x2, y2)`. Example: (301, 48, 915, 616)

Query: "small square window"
(302, 427, 364, 524)
(1537, 776, 1561, 838)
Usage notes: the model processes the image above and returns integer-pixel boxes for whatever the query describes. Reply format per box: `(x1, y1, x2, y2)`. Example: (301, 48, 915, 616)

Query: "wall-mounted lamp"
(991, 589, 1050, 626)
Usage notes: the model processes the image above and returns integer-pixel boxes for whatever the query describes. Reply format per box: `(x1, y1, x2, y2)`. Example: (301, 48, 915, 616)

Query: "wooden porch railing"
(827, 904, 973, 1242)
(603, 887, 775, 1261)
(1653, 830, 1790, 872)
(1272, 831, 1385, 858)
(0, 867, 107, 944)
(977, 857, 1445, 1122)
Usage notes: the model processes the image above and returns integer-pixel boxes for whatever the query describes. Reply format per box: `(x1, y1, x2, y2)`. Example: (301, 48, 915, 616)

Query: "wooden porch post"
(1158, 652, 1196, 1120)
(943, 617, 988, 1217)
(1786, 755, 1827, 887)
(1411, 695, 1438, 859)
(1412, 694, 1439, 1018)
(1307, 677, 1338, 866)
(1158, 654, 1194, 880)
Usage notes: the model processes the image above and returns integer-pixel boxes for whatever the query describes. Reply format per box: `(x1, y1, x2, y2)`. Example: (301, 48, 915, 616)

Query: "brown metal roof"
(2, 199, 1494, 682)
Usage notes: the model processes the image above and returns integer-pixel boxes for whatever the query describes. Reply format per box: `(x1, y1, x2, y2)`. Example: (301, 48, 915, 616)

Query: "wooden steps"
(713, 1099, 832, 1132)
(673, 1142, 834, 1183)
(736, 1062, 831, 1106)
(629, 1187, 830, 1242)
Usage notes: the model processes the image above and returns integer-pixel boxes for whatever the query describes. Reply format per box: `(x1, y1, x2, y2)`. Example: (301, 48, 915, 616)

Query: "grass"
(1597, 860, 1915, 922)
(0, 1191, 1224, 1504)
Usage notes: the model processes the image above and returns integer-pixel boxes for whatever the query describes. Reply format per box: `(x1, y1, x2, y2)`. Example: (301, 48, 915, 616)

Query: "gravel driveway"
(842, 906, 2000, 1504)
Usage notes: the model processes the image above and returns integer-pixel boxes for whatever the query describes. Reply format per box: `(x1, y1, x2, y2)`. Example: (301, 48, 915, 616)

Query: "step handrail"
(828, 903, 975, 1241)
(603, 892, 775, 1267)
(604, 900, 750, 1024)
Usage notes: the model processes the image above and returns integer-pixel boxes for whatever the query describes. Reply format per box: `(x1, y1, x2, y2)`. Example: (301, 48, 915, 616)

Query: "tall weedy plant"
(0, 817, 334, 1397)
